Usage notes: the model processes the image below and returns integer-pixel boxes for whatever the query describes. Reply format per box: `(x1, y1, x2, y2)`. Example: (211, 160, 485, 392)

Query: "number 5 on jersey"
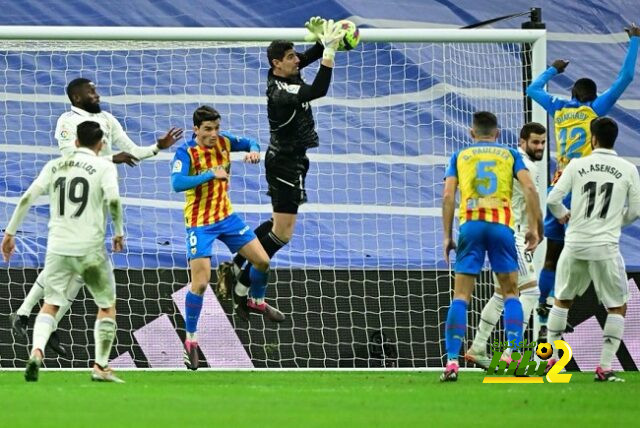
(476, 161, 497, 196)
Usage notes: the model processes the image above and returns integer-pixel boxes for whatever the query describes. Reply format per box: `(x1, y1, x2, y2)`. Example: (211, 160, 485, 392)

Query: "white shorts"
(34, 269, 84, 303)
(555, 249, 628, 308)
(493, 233, 537, 289)
(40, 250, 116, 309)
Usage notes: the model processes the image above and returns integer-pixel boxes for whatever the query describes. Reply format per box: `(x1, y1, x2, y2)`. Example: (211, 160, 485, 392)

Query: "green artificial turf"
(1, 371, 636, 427)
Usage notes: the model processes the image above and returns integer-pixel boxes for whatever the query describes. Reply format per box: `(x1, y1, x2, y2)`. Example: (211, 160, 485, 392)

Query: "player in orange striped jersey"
(440, 112, 543, 381)
(171, 105, 284, 370)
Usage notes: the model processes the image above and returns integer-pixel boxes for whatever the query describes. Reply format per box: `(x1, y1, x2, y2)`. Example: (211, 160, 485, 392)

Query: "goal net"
(0, 28, 546, 369)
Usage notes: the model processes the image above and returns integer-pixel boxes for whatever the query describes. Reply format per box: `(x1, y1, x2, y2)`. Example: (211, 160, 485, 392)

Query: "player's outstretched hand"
(320, 19, 346, 51)
(443, 237, 456, 265)
(552, 59, 569, 73)
(1, 233, 15, 262)
(524, 229, 541, 252)
(157, 127, 184, 150)
(304, 16, 326, 42)
(113, 152, 139, 166)
(625, 23, 640, 38)
(212, 165, 228, 181)
(244, 151, 260, 164)
(112, 235, 125, 252)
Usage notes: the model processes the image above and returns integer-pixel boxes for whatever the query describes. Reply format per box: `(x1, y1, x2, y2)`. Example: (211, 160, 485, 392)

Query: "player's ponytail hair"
(77, 121, 104, 148)
(572, 78, 597, 102)
(193, 105, 221, 127)
(590, 117, 618, 149)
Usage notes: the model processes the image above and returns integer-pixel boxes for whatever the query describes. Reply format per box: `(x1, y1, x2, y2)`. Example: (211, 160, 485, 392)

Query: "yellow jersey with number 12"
(553, 105, 598, 182)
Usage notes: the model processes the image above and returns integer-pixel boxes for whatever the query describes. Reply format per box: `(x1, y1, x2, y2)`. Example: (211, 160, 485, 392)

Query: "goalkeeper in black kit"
(216, 17, 346, 319)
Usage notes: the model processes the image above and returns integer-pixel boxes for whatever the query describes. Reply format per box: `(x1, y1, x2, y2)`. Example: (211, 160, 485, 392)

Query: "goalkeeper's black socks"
(238, 230, 287, 287)
(233, 218, 274, 269)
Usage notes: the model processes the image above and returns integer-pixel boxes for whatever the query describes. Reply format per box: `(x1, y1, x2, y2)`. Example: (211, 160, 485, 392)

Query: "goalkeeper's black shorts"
(265, 147, 309, 214)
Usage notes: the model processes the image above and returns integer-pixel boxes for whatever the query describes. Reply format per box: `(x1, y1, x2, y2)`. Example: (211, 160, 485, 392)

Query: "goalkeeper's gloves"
(304, 16, 326, 42)
(320, 19, 346, 61)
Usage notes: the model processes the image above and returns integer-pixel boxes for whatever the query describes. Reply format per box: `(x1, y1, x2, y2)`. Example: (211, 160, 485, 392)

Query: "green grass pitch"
(2, 371, 637, 427)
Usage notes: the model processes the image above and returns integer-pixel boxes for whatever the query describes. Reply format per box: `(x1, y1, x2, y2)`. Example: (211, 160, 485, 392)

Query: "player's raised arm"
(592, 25, 640, 115)
(298, 16, 331, 69)
(526, 59, 569, 115)
(111, 115, 183, 161)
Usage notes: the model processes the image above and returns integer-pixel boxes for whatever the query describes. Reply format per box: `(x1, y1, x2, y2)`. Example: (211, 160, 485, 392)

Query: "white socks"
(94, 318, 117, 368)
(547, 305, 569, 359)
(600, 314, 625, 370)
(235, 282, 249, 297)
(31, 313, 57, 357)
(519, 287, 540, 331)
(470, 293, 503, 353)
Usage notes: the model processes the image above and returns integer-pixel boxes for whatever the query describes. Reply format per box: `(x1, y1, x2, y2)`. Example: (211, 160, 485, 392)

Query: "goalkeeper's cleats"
(10, 312, 29, 341)
(91, 365, 125, 383)
(440, 361, 459, 382)
(215, 261, 236, 300)
(247, 298, 285, 323)
(24, 355, 42, 382)
(47, 331, 67, 357)
(183, 340, 200, 371)
(464, 349, 492, 369)
(595, 367, 625, 382)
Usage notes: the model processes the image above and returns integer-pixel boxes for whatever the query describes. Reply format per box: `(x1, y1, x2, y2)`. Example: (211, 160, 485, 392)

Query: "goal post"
(0, 26, 547, 369)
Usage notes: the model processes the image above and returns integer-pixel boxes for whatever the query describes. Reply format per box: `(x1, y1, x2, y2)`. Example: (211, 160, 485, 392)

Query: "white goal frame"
(0, 26, 547, 370)
(0, 25, 548, 214)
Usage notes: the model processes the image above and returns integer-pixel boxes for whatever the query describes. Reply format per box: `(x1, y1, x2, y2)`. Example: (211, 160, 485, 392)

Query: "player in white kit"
(9, 78, 183, 355)
(546, 117, 640, 382)
(465, 122, 546, 368)
(2, 121, 126, 382)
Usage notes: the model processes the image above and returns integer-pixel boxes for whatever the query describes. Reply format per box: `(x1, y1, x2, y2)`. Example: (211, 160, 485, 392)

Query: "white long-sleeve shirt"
(55, 106, 158, 160)
(512, 147, 539, 236)
(547, 148, 640, 259)
(5, 148, 123, 256)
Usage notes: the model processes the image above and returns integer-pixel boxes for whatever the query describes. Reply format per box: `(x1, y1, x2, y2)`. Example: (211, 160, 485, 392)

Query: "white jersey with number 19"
(26, 148, 121, 256)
